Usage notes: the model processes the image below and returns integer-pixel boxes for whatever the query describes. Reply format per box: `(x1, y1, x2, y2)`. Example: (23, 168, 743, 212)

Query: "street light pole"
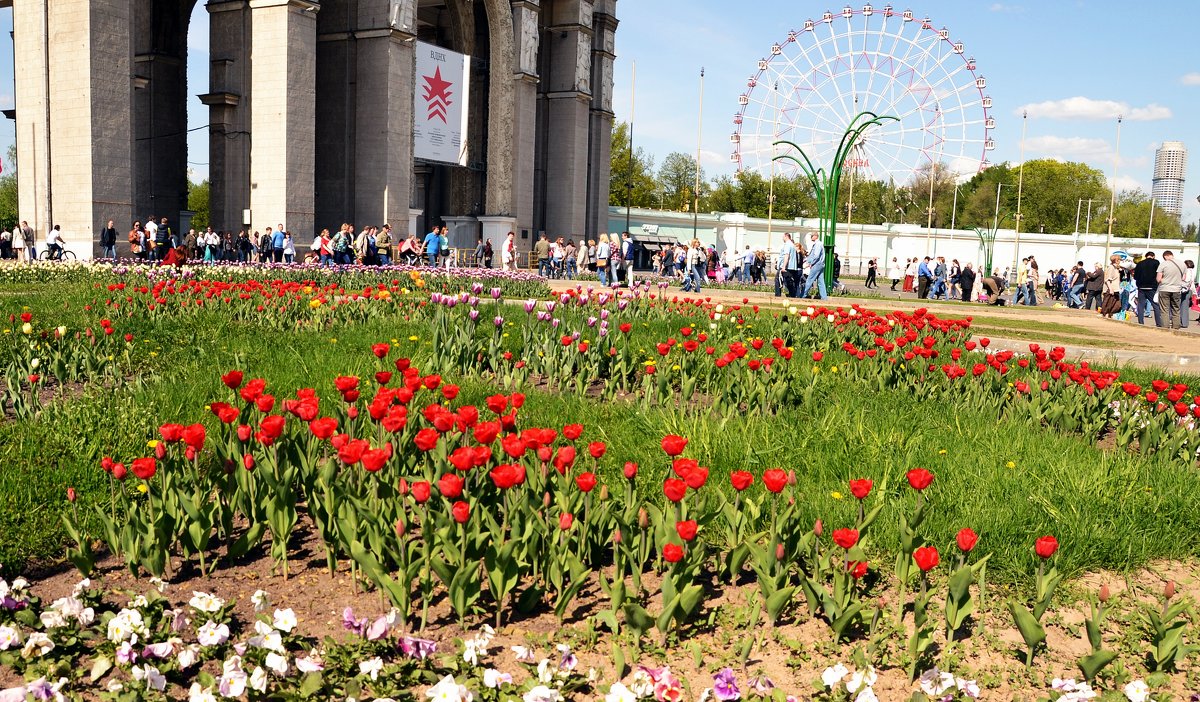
(924, 106, 941, 256)
(766, 82, 779, 253)
(692, 67, 705, 244)
(624, 61, 636, 235)
(1104, 114, 1123, 259)
(1010, 110, 1027, 281)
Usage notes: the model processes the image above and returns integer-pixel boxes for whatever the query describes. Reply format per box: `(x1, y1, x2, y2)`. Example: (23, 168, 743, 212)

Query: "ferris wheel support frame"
(773, 110, 899, 289)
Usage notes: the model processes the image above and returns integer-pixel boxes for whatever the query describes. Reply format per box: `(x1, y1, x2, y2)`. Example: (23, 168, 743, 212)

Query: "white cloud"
(1024, 135, 1149, 171)
(1112, 175, 1146, 194)
(1016, 97, 1172, 122)
(989, 3, 1025, 12)
(1180, 73, 1200, 86)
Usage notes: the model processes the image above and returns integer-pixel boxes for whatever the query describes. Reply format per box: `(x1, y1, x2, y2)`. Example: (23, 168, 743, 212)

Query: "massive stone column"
(203, 0, 253, 233)
(509, 0, 539, 241)
(352, 0, 416, 228)
(538, 0, 592, 240)
(249, 0, 318, 236)
(480, 0, 515, 220)
(587, 0, 617, 240)
(13, 0, 134, 257)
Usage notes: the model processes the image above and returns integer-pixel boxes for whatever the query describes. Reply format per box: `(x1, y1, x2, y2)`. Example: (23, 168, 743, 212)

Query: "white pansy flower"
(1123, 680, 1150, 702)
(426, 675, 471, 702)
(918, 668, 955, 697)
(846, 666, 877, 694)
(536, 658, 553, 683)
(854, 689, 879, 702)
(0, 580, 8, 599)
(272, 608, 297, 633)
(251, 590, 270, 613)
(511, 645, 536, 662)
(605, 682, 637, 702)
(177, 645, 200, 670)
(956, 678, 980, 699)
(72, 578, 91, 595)
(358, 657, 384, 681)
(132, 664, 167, 691)
(197, 621, 230, 646)
(129, 595, 149, 609)
(249, 666, 268, 693)
(265, 652, 289, 676)
(21, 632, 55, 658)
(39, 610, 67, 630)
(821, 664, 849, 689)
(296, 653, 324, 673)
(0, 625, 22, 650)
(188, 683, 218, 702)
(148, 577, 167, 593)
(628, 670, 654, 698)
(523, 686, 563, 702)
(482, 669, 512, 688)
(189, 591, 225, 613)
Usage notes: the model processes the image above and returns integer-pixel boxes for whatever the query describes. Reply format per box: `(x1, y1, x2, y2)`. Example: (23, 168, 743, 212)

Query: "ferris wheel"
(731, 5, 994, 185)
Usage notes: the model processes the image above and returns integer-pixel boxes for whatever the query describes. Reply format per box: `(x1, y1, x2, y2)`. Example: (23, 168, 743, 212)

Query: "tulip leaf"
(1078, 650, 1116, 682)
(765, 585, 796, 623)
(622, 602, 654, 638)
(89, 655, 113, 683)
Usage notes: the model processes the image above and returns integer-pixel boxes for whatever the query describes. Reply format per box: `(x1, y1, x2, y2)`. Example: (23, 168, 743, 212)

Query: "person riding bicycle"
(46, 225, 66, 260)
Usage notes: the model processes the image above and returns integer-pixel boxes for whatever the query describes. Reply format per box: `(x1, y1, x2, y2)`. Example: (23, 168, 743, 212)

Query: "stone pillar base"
(406, 209, 424, 240)
(478, 215, 518, 267)
(442, 216, 479, 252)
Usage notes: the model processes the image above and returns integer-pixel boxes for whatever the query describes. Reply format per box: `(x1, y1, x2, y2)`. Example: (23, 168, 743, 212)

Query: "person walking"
(11, 223, 25, 261)
(535, 234, 552, 276)
(802, 232, 828, 299)
(903, 258, 916, 292)
(1182, 260, 1196, 328)
(959, 262, 976, 302)
(1067, 262, 1086, 308)
(681, 239, 704, 293)
(916, 256, 933, 299)
(620, 232, 635, 287)
(1157, 250, 1186, 330)
(865, 257, 878, 289)
(423, 225, 441, 267)
(99, 220, 118, 259)
(948, 259, 961, 299)
(283, 231, 296, 263)
(1100, 255, 1123, 319)
(1132, 252, 1162, 326)
(19, 221, 35, 261)
(376, 225, 393, 265)
(502, 231, 517, 271)
(1025, 256, 1040, 306)
(1083, 262, 1104, 310)
(595, 233, 611, 286)
(887, 257, 903, 291)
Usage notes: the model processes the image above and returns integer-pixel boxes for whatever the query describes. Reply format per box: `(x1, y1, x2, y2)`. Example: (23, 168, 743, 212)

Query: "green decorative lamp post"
(772, 110, 898, 289)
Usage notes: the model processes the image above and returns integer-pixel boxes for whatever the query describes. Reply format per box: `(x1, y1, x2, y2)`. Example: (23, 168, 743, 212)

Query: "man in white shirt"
(740, 246, 755, 282)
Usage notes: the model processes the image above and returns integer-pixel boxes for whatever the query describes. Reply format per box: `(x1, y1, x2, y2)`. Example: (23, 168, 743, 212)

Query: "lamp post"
(924, 105, 941, 256)
(624, 61, 636, 235)
(1104, 114, 1123, 259)
(766, 81, 779, 253)
(1010, 109, 1027, 281)
(692, 67, 705, 243)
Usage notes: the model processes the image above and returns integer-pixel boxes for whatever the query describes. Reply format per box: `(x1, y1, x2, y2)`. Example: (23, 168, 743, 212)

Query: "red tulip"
(334, 375, 359, 393)
(259, 415, 285, 439)
(675, 520, 698, 542)
(473, 421, 501, 445)
(1034, 535, 1059, 559)
(158, 423, 184, 443)
(559, 512, 574, 531)
(422, 375, 442, 390)
(575, 472, 598, 492)
(956, 528, 978, 553)
(683, 465, 708, 490)
(371, 342, 390, 358)
(221, 370, 244, 389)
(209, 402, 239, 424)
(236, 424, 252, 442)
(337, 439, 369, 465)
(762, 468, 787, 494)
(181, 423, 206, 452)
(849, 478, 873, 500)
(563, 423, 584, 440)
(131, 457, 156, 480)
(242, 453, 255, 471)
(623, 461, 638, 479)
(413, 428, 440, 452)
(66, 487, 76, 503)
(913, 546, 939, 572)
(847, 560, 868, 579)
(906, 468, 935, 491)
(361, 448, 389, 472)
(309, 417, 338, 439)
(255, 395, 275, 412)
(411, 481, 431, 503)
(441, 384, 460, 401)
(663, 543, 684, 563)
(438, 473, 464, 499)
(510, 392, 525, 409)
(730, 470, 754, 491)
(489, 463, 523, 489)
(588, 441, 607, 459)
(552, 446, 577, 474)
(661, 434, 688, 457)
(485, 394, 508, 415)
(812, 351, 824, 362)
(832, 528, 859, 550)
(452, 500, 470, 524)
(663, 478, 687, 503)
(375, 371, 393, 386)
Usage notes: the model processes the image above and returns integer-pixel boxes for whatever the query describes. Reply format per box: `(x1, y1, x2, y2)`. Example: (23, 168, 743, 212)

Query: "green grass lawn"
(2, 277, 1200, 585)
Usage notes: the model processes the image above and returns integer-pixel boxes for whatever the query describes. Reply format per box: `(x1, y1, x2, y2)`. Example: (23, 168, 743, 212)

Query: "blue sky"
(0, 2, 1196, 222)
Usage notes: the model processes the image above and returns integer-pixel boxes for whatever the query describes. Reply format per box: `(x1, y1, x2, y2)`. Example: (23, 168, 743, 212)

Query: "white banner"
(413, 42, 470, 166)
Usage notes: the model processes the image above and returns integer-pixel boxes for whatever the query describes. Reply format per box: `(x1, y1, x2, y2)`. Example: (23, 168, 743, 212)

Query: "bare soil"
(21, 516, 1200, 700)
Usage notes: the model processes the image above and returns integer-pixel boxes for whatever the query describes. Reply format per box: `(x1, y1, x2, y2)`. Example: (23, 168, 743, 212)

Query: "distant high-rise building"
(1152, 141, 1187, 216)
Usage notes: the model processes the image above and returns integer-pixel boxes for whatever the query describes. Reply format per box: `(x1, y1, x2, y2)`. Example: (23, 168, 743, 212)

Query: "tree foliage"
(0, 145, 17, 233)
(609, 122, 658, 208)
(657, 152, 708, 212)
(188, 179, 210, 231)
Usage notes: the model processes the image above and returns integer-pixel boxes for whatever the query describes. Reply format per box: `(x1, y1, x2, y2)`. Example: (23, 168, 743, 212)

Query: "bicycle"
(38, 247, 77, 262)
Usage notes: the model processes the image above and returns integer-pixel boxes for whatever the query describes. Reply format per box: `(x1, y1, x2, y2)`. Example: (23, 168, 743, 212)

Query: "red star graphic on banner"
(422, 66, 454, 123)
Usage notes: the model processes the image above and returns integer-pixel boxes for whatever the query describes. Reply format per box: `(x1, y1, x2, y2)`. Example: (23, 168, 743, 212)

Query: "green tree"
(187, 178, 210, 230)
(0, 145, 18, 232)
(609, 121, 659, 208)
(657, 152, 707, 211)
(1111, 188, 1182, 240)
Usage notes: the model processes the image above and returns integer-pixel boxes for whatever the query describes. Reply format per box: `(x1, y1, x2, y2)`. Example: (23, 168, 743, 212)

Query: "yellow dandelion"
(408, 335, 419, 342)
(672, 364, 681, 371)
(812, 367, 820, 374)
(831, 491, 844, 499)
(136, 484, 148, 494)
(147, 440, 160, 448)
(938, 449, 947, 455)
(830, 366, 839, 373)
